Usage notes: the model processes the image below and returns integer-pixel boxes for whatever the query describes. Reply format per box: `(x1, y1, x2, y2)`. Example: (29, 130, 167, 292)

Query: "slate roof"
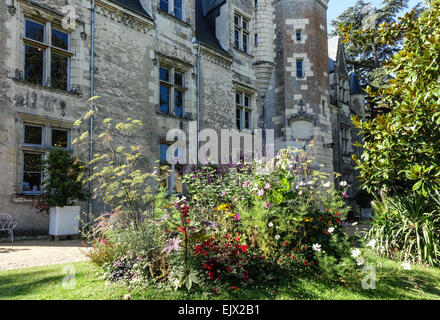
(111, 0, 152, 19)
(195, 0, 229, 56)
(203, 0, 226, 15)
(349, 72, 363, 95)
(328, 57, 335, 73)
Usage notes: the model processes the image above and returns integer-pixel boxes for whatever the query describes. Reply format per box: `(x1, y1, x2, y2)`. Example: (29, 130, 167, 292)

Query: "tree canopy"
(345, 0, 440, 197)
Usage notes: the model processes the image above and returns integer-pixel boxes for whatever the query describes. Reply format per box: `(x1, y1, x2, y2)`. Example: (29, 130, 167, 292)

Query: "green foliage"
(333, 0, 424, 88)
(40, 148, 88, 208)
(367, 191, 440, 266)
(168, 267, 202, 291)
(184, 148, 355, 287)
(350, 0, 440, 195)
(73, 107, 159, 227)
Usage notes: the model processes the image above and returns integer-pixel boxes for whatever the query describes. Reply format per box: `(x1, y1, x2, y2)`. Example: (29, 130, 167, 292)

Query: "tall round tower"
(267, 0, 333, 175)
(252, 0, 275, 129)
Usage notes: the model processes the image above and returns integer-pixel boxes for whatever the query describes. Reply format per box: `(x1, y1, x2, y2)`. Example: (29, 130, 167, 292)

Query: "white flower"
(401, 261, 411, 270)
(312, 243, 322, 252)
(340, 181, 348, 187)
(351, 248, 361, 258)
(377, 262, 382, 268)
(379, 246, 386, 254)
(352, 222, 358, 226)
(366, 239, 376, 249)
(323, 181, 331, 188)
(268, 222, 274, 228)
(356, 257, 365, 266)
(327, 227, 335, 234)
(275, 235, 280, 240)
(307, 181, 314, 185)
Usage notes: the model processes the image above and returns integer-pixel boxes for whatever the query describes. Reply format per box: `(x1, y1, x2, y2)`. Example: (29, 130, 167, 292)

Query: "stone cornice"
(96, 0, 155, 33)
(200, 45, 233, 70)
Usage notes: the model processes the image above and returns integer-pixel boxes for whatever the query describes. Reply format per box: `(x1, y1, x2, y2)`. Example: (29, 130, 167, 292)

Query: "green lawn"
(1, 254, 440, 300)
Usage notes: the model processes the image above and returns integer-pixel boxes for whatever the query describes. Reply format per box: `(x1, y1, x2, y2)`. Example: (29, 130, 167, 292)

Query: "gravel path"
(0, 240, 90, 271)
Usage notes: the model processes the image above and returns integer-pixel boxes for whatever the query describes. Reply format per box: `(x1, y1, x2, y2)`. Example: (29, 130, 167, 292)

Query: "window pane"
(25, 45, 44, 85)
(234, 15, 240, 26)
(296, 30, 301, 41)
(243, 20, 248, 31)
(25, 20, 45, 42)
(175, 72, 183, 87)
(52, 129, 68, 148)
(160, 0, 169, 12)
(160, 67, 169, 82)
(296, 60, 303, 77)
(255, 34, 258, 46)
(23, 153, 43, 172)
(174, 0, 183, 20)
(160, 85, 170, 113)
(236, 92, 242, 105)
(243, 33, 248, 53)
(24, 125, 43, 145)
(23, 172, 42, 192)
(52, 29, 69, 50)
(175, 90, 184, 117)
(234, 29, 240, 49)
(245, 110, 250, 129)
(236, 108, 242, 129)
(51, 53, 68, 90)
(244, 95, 250, 107)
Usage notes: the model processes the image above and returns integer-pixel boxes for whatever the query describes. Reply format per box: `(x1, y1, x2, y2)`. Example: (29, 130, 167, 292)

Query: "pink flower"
(264, 183, 271, 190)
(265, 202, 271, 209)
(257, 189, 265, 197)
(242, 181, 249, 187)
(221, 191, 226, 197)
(234, 214, 241, 221)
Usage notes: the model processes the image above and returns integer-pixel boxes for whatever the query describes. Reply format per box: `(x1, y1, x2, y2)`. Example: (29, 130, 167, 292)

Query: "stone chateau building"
(0, 0, 365, 234)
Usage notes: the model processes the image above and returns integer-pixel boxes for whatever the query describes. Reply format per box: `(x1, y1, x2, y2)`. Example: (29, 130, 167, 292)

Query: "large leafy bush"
(347, 0, 440, 196)
(367, 191, 440, 267)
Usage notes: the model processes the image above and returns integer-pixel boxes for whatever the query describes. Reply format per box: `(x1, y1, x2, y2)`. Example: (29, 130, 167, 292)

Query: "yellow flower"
(304, 217, 313, 222)
(216, 204, 227, 211)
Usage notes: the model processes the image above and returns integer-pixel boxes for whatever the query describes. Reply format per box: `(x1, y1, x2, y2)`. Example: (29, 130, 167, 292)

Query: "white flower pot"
(49, 206, 80, 236)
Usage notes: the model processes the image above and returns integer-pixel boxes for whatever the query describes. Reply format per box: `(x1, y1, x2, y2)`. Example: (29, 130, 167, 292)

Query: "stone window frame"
(296, 59, 304, 78)
(158, 0, 185, 21)
(233, 10, 251, 54)
(157, 54, 192, 118)
(296, 29, 302, 42)
(16, 113, 74, 195)
(234, 86, 255, 131)
(21, 11, 74, 92)
(340, 125, 351, 155)
(159, 64, 187, 117)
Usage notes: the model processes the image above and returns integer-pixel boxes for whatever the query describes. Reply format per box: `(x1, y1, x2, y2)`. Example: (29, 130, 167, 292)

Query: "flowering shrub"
(181, 148, 355, 287)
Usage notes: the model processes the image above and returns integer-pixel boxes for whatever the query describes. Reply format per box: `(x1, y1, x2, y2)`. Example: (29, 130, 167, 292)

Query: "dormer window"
(234, 12, 250, 54)
(159, 0, 183, 21)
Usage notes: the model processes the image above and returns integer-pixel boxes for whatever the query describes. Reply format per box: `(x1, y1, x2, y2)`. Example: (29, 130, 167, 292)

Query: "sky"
(327, 0, 422, 33)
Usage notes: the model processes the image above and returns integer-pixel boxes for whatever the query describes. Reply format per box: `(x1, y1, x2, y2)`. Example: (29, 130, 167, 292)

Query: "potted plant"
(41, 149, 88, 237)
